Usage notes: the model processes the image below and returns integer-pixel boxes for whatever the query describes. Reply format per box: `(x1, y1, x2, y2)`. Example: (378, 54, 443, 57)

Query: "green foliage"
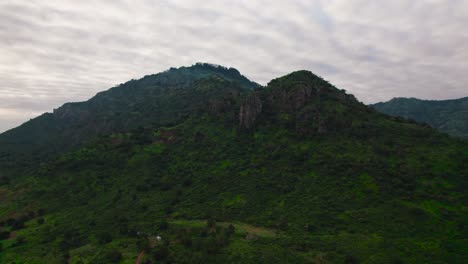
(372, 97, 468, 138)
(152, 242, 169, 261)
(0, 63, 258, 176)
(104, 250, 123, 263)
(0, 66, 466, 263)
(97, 232, 113, 244)
(136, 236, 150, 251)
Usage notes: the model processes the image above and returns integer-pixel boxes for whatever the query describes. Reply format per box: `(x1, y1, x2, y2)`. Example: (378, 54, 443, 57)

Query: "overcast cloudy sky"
(1, 0, 467, 133)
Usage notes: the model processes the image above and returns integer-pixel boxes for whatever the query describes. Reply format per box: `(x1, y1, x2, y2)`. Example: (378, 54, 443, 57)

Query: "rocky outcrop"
(268, 83, 319, 112)
(53, 102, 90, 122)
(207, 91, 240, 116)
(259, 73, 360, 135)
(239, 93, 262, 129)
(53, 103, 78, 119)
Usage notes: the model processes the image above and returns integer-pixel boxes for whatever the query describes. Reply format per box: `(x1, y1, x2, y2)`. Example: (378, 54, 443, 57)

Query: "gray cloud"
(1, 0, 467, 133)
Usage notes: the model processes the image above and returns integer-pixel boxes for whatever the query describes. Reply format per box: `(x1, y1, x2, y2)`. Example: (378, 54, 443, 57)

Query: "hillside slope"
(0, 69, 466, 263)
(371, 97, 468, 139)
(0, 63, 259, 174)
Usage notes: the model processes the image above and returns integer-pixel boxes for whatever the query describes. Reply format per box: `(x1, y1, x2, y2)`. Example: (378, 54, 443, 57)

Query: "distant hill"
(0, 65, 467, 263)
(371, 97, 468, 139)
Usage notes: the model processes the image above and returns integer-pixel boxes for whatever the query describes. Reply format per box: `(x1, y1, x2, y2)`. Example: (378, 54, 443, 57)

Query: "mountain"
(0, 63, 259, 174)
(0, 66, 467, 263)
(371, 97, 468, 139)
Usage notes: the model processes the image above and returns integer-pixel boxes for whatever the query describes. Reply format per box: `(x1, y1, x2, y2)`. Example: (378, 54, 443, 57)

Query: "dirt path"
(135, 250, 145, 264)
(136, 237, 159, 264)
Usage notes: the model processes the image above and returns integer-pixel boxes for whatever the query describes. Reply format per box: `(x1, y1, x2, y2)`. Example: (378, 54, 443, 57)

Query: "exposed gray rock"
(239, 92, 262, 129)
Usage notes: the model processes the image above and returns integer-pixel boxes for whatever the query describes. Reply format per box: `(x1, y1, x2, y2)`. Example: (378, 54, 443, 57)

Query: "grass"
(170, 219, 276, 238)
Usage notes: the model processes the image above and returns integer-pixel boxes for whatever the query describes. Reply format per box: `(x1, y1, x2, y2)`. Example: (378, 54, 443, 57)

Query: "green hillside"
(0, 63, 259, 175)
(371, 97, 468, 139)
(0, 68, 467, 263)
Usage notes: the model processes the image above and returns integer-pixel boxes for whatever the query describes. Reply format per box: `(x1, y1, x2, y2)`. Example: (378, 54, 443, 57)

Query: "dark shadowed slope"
(0, 63, 259, 173)
(371, 97, 468, 139)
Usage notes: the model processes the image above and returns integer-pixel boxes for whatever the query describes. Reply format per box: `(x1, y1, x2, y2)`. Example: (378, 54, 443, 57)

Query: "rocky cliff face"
(239, 92, 262, 129)
(53, 102, 91, 123)
(238, 70, 360, 134)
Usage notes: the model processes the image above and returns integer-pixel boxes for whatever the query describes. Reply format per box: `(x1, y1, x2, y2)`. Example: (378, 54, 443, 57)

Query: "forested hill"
(371, 97, 468, 139)
(0, 66, 467, 263)
(0, 63, 259, 174)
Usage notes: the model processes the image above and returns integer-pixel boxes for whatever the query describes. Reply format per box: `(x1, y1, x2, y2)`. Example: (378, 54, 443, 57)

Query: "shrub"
(344, 254, 359, 264)
(0, 176, 10, 185)
(105, 250, 123, 263)
(152, 244, 169, 261)
(97, 232, 113, 244)
(12, 236, 26, 247)
(0, 231, 10, 240)
(158, 220, 169, 230)
(207, 218, 216, 228)
(227, 224, 235, 235)
(136, 236, 150, 251)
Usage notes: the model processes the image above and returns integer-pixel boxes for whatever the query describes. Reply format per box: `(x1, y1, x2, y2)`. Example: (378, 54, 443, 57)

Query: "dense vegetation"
(371, 97, 468, 139)
(0, 63, 259, 175)
(0, 65, 467, 263)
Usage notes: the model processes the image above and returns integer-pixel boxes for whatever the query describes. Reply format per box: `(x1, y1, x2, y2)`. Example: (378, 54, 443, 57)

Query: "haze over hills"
(0, 64, 467, 263)
(371, 97, 468, 139)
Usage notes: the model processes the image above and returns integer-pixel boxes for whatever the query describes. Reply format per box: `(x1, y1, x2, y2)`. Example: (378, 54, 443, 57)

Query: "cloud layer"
(1, 0, 467, 132)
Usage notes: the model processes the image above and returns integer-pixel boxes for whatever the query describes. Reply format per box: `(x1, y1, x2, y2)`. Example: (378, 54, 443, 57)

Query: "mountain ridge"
(371, 96, 468, 139)
(0, 63, 260, 173)
(0, 64, 466, 263)
(0, 65, 360, 175)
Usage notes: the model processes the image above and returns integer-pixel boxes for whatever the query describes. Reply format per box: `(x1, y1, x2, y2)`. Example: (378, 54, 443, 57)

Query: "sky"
(1, 0, 467, 133)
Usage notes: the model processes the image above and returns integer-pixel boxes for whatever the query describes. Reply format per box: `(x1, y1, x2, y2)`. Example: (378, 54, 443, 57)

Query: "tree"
(227, 224, 235, 236)
(344, 254, 359, 264)
(207, 218, 216, 228)
(97, 232, 113, 244)
(152, 243, 169, 261)
(0, 176, 10, 185)
(0, 231, 10, 240)
(158, 219, 169, 230)
(105, 250, 123, 263)
(136, 236, 150, 251)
